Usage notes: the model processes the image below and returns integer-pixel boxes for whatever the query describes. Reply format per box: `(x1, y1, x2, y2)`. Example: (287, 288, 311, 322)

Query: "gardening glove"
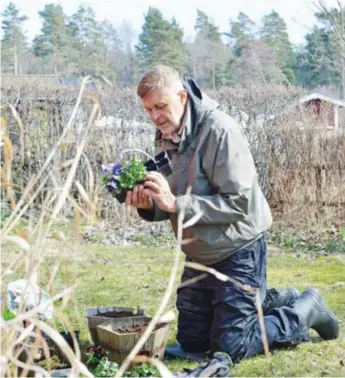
(183, 352, 233, 377)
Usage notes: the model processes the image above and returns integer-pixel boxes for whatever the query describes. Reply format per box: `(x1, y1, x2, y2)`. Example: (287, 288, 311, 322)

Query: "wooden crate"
(96, 317, 170, 364)
(85, 306, 146, 344)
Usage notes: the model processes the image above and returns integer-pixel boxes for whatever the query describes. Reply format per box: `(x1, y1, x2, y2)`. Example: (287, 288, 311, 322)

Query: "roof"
(299, 93, 345, 108)
(1, 75, 97, 90)
(1, 75, 62, 88)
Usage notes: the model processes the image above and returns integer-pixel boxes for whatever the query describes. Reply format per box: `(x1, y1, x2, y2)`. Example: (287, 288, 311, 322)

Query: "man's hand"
(143, 171, 177, 213)
(125, 184, 153, 210)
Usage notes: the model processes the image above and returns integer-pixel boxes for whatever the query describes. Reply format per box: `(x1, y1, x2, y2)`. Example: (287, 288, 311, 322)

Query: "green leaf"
(2, 308, 15, 321)
(116, 159, 146, 190)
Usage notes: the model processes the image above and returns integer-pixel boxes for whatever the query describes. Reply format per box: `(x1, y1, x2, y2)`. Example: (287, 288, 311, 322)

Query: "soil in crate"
(116, 322, 166, 334)
(86, 306, 147, 344)
(96, 317, 170, 364)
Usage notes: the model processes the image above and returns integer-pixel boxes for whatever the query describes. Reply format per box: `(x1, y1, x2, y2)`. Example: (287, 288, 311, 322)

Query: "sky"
(0, 0, 342, 45)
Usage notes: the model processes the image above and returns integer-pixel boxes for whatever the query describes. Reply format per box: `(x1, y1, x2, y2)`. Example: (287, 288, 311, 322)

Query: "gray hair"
(137, 65, 183, 98)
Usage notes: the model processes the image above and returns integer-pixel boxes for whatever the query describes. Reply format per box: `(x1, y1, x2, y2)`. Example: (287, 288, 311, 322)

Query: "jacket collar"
(154, 77, 219, 153)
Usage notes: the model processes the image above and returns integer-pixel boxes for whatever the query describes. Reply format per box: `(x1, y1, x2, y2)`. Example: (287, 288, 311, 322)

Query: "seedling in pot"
(101, 159, 147, 203)
(101, 151, 173, 203)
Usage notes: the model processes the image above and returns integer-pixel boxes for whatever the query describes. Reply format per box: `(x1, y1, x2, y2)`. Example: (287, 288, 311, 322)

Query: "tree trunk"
(14, 44, 18, 76)
(53, 52, 58, 75)
(212, 56, 216, 90)
(192, 55, 196, 78)
(341, 61, 345, 100)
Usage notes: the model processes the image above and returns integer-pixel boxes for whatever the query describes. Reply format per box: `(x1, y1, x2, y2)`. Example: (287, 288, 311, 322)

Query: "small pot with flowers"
(101, 151, 172, 203)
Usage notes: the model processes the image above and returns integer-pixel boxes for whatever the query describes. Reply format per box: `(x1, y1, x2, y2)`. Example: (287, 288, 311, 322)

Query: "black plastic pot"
(114, 189, 127, 203)
(109, 151, 173, 204)
(60, 330, 80, 352)
(113, 180, 146, 204)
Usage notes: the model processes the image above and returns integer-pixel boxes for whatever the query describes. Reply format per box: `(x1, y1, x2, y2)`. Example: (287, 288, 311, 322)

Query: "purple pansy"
(101, 163, 122, 194)
(105, 181, 118, 192)
(112, 163, 123, 176)
(100, 164, 112, 175)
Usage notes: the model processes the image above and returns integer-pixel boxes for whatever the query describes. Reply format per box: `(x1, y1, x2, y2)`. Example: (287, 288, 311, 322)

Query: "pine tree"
(1, 2, 28, 75)
(67, 5, 109, 76)
(295, 28, 334, 88)
(306, 3, 345, 97)
(227, 12, 256, 56)
(33, 4, 71, 74)
(118, 20, 138, 86)
(231, 40, 283, 86)
(320, 3, 345, 98)
(260, 10, 296, 84)
(100, 19, 122, 82)
(136, 7, 186, 73)
(190, 9, 229, 88)
(295, 3, 345, 96)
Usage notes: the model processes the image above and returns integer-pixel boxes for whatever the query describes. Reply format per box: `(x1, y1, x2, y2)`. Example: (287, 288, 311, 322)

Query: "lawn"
(2, 240, 345, 376)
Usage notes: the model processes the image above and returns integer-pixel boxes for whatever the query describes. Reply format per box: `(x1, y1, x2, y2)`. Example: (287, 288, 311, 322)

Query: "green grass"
(2, 241, 345, 376)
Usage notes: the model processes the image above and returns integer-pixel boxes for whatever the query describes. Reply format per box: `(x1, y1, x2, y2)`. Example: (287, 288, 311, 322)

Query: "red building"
(298, 93, 345, 129)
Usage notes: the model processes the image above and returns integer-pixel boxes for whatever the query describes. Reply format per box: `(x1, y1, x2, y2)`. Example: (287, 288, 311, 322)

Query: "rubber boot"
(263, 288, 300, 313)
(293, 288, 339, 340)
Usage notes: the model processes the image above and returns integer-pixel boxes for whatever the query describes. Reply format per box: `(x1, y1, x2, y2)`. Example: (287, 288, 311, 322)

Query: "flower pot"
(96, 317, 170, 364)
(113, 180, 146, 204)
(114, 189, 127, 203)
(60, 330, 80, 352)
(102, 151, 173, 205)
(86, 306, 147, 345)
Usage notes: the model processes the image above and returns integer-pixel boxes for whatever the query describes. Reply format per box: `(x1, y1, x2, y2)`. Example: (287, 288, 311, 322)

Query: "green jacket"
(139, 77, 272, 265)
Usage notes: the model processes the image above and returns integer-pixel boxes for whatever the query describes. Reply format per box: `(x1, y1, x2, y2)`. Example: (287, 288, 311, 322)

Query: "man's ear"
(178, 89, 188, 103)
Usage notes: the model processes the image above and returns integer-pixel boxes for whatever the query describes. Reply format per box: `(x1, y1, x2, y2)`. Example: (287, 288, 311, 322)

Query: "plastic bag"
(6, 279, 53, 320)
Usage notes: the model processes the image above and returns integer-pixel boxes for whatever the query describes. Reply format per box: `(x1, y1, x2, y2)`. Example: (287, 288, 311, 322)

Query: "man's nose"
(150, 108, 160, 123)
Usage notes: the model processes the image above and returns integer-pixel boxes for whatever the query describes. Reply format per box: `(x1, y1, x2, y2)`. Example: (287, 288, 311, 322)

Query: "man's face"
(142, 87, 187, 138)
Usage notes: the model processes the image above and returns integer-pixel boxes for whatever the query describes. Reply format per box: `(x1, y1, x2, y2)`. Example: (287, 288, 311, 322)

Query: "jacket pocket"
(223, 220, 258, 244)
(190, 224, 232, 247)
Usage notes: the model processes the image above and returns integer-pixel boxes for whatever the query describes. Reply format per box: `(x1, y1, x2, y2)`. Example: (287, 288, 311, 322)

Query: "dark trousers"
(176, 236, 309, 363)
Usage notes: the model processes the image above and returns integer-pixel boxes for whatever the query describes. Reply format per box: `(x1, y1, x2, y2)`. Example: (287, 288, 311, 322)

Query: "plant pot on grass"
(60, 330, 80, 351)
(42, 329, 80, 366)
(86, 306, 147, 345)
(96, 317, 170, 365)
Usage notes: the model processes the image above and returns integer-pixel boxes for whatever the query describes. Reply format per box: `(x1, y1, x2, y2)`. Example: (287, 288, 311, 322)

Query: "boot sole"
(305, 289, 339, 340)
